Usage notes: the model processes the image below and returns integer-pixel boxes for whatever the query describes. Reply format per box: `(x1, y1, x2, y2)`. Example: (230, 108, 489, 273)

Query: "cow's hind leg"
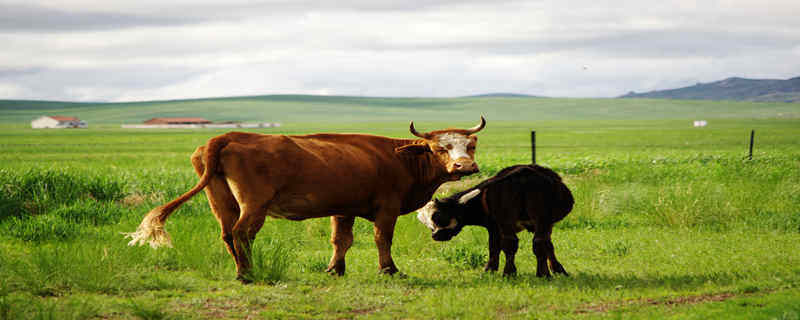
(231, 202, 270, 283)
(205, 178, 241, 265)
(326, 215, 355, 276)
(192, 147, 241, 268)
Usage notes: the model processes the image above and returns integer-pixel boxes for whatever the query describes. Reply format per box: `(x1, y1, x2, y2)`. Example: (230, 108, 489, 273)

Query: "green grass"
(0, 108, 798, 318)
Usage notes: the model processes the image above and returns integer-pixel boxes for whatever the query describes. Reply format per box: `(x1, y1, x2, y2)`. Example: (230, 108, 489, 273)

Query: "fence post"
(748, 130, 755, 160)
(531, 130, 536, 164)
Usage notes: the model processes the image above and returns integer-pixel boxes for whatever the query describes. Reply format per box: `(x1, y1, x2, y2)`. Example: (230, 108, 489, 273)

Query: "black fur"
(425, 164, 573, 277)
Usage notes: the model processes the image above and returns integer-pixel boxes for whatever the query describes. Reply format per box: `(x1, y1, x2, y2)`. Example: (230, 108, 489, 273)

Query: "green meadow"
(0, 96, 799, 319)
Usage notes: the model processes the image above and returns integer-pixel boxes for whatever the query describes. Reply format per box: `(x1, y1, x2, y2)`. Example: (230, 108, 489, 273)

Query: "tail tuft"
(123, 207, 173, 248)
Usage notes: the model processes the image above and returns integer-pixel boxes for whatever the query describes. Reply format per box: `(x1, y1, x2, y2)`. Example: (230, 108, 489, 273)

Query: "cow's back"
(210, 132, 420, 218)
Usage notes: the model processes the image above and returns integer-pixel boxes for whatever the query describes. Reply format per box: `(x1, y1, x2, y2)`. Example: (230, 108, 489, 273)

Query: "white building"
(31, 116, 88, 129)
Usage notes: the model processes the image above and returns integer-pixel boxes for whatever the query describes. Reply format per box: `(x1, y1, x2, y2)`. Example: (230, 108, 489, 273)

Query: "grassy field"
(1, 97, 799, 319)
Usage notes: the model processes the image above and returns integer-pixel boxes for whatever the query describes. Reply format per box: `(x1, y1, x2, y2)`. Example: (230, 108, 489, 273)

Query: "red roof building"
(144, 117, 212, 125)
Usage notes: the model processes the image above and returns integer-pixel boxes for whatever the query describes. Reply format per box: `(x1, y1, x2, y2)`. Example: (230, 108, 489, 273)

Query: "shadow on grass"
(377, 270, 750, 292)
(514, 271, 744, 291)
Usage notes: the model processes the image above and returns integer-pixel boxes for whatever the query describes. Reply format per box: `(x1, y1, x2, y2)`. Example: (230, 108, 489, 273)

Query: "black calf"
(417, 165, 573, 277)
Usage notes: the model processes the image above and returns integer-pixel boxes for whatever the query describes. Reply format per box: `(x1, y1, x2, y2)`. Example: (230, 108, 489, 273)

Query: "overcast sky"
(1, 0, 799, 102)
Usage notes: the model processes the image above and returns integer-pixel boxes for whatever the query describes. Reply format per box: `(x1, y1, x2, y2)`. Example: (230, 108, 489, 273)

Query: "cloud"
(0, 3, 203, 31)
(0, 0, 799, 101)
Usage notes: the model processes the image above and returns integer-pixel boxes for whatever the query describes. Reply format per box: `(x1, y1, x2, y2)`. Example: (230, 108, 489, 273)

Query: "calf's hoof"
(502, 266, 517, 277)
(551, 264, 569, 276)
(236, 274, 253, 284)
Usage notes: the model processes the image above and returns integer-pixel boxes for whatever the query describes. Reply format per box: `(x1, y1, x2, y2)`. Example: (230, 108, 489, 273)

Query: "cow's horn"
(458, 189, 481, 204)
(409, 121, 428, 139)
(465, 116, 486, 134)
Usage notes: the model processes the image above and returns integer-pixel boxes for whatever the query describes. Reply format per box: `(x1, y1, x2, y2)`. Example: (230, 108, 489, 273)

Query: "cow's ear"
(458, 189, 481, 204)
(395, 143, 430, 155)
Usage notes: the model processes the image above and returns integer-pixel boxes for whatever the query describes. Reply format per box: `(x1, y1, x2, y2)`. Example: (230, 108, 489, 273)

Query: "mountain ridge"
(620, 76, 800, 102)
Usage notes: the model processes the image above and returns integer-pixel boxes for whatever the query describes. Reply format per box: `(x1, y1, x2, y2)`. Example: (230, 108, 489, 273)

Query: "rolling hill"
(620, 76, 800, 102)
(1, 94, 798, 124)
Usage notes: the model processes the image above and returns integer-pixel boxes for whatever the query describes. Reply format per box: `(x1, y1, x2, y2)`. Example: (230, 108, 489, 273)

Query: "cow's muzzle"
(448, 160, 479, 175)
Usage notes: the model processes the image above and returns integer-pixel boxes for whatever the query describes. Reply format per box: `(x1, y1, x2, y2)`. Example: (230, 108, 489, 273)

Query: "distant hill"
(2, 94, 798, 124)
(620, 76, 800, 102)
(463, 93, 544, 98)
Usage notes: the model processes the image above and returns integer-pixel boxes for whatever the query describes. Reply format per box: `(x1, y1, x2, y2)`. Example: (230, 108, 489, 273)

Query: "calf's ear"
(458, 189, 481, 204)
(395, 143, 430, 155)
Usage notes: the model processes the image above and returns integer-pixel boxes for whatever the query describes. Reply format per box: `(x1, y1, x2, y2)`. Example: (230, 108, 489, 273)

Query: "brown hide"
(125, 118, 485, 282)
(214, 132, 451, 220)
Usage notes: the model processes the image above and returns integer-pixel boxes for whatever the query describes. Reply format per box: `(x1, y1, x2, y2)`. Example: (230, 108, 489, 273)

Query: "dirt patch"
(575, 291, 756, 314)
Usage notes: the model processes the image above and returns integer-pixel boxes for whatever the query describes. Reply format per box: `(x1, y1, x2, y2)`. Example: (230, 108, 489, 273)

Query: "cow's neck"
(395, 139, 451, 213)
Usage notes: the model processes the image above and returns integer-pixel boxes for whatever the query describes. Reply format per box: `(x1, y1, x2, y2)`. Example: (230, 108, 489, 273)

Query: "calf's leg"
(532, 224, 552, 278)
(544, 226, 568, 276)
(484, 225, 501, 272)
(499, 226, 519, 276)
(327, 215, 355, 276)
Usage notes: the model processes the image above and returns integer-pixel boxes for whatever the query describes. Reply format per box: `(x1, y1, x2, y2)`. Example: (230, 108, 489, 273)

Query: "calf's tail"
(124, 136, 230, 248)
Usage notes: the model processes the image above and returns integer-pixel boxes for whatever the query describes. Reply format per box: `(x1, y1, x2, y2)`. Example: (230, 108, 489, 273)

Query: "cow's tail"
(124, 136, 231, 248)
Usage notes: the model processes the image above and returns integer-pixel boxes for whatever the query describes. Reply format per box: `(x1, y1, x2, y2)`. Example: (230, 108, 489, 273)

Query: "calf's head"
(417, 189, 481, 241)
(395, 116, 485, 180)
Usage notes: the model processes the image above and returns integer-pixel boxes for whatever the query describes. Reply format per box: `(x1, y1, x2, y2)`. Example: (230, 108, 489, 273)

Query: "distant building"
(31, 116, 87, 129)
(122, 117, 280, 129)
(144, 117, 212, 125)
(693, 120, 708, 127)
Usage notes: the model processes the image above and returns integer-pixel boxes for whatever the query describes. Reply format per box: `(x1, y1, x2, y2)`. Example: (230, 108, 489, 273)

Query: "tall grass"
(243, 237, 297, 284)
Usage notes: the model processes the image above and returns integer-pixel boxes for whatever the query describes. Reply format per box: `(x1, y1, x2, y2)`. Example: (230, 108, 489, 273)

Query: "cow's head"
(416, 189, 481, 241)
(395, 116, 485, 180)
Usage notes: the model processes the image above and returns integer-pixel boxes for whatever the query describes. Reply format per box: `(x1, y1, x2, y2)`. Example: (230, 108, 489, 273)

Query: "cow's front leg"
(326, 215, 355, 276)
(373, 214, 399, 275)
(485, 224, 501, 272)
(500, 231, 519, 276)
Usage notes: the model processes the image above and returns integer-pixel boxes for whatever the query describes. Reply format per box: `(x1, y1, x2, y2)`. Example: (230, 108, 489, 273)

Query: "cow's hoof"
(483, 264, 499, 272)
(379, 265, 399, 275)
(325, 261, 346, 276)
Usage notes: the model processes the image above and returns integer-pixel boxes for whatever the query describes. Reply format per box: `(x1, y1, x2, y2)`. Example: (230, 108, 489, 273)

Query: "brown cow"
(125, 117, 485, 282)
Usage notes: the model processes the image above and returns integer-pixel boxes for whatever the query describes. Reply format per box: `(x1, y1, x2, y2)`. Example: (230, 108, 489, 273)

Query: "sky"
(1, 0, 799, 102)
